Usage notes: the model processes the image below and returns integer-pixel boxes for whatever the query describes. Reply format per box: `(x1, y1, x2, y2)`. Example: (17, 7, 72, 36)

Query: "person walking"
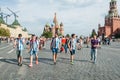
(64, 36, 69, 53)
(68, 34, 77, 65)
(90, 35, 99, 64)
(14, 34, 25, 66)
(86, 37, 90, 48)
(29, 35, 39, 67)
(97, 36, 101, 48)
(50, 33, 60, 65)
(77, 37, 83, 50)
(60, 36, 66, 53)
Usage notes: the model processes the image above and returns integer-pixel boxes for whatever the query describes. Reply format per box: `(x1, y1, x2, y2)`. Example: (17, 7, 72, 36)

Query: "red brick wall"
(105, 26, 111, 37)
(98, 27, 105, 36)
(112, 18, 120, 34)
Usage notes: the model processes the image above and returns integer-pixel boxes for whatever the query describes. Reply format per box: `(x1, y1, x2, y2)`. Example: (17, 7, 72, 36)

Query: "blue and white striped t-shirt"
(16, 38, 24, 50)
(30, 40, 39, 51)
(70, 38, 77, 50)
(51, 37, 60, 49)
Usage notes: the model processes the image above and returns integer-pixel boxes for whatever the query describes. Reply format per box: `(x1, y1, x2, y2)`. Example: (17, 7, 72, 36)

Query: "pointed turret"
(60, 22, 63, 26)
(53, 13, 57, 25)
(60, 22, 64, 36)
(0, 17, 5, 24)
(45, 23, 50, 27)
(12, 19, 20, 26)
(108, 0, 119, 17)
(0, 8, 5, 24)
(53, 13, 59, 28)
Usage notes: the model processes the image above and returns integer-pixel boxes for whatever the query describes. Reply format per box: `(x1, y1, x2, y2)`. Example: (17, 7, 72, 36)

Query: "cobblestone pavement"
(0, 41, 120, 80)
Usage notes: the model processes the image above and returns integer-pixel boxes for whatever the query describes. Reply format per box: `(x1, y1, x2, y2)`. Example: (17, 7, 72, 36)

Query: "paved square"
(0, 41, 120, 80)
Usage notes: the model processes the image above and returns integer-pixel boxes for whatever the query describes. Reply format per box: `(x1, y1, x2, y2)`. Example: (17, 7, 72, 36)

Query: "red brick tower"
(98, 0, 120, 38)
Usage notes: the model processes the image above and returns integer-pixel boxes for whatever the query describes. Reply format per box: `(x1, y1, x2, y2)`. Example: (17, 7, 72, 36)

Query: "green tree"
(5, 29, 10, 37)
(0, 28, 10, 37)
(58, 33, 62, 36)
(42, 31, 52, 38)
(66, 34, 70, 37)
(91, 29, 97, 37)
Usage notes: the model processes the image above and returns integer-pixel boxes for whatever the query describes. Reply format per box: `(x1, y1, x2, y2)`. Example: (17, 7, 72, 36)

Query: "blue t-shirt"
(69, 38, 77, 50)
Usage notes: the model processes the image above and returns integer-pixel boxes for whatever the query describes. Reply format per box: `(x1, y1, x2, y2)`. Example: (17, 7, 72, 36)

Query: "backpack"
(68, 39, 76, 49)
(26, 41, 30, 45)
(30, 40, 39, 51)
(68, 39, 72, 48)
(30, 40, 38, 46)
(77, 39, 80, 43)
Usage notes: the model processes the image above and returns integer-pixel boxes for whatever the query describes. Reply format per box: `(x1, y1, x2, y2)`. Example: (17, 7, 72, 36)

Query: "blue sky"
(0, 0, 120, 36)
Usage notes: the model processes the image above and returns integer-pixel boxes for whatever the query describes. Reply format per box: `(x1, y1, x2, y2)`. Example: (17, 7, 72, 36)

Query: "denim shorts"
(70, 49, 75, 55)
(30, 50, 37, 56)
(52, 48, 58, 54)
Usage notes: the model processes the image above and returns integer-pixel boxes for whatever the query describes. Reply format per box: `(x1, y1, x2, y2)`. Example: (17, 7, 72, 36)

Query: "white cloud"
(65, 0, 77, 3)
(1, 0, 120, 36)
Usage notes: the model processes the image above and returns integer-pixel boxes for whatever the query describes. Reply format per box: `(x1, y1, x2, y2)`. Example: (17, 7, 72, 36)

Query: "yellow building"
(0, 18, 29, 38)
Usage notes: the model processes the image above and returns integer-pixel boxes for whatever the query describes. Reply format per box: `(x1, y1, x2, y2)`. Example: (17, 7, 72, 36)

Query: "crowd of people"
(3, 33, 112, 68)
(50, 33, 100, 65)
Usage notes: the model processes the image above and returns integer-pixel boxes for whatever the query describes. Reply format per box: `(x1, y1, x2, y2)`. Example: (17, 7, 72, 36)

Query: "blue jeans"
(91, 49, 97, 62)
(64, 44, 68, 53)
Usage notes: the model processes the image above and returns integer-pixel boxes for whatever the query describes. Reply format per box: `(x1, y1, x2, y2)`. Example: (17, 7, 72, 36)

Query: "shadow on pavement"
(59, 57, 91, 63)
(0, 58, 18, 65)
(40, 49, 51, 53)
(58, 57, 70, 64)
(39, 58, 53, 65)
(24, 57, 54, 65)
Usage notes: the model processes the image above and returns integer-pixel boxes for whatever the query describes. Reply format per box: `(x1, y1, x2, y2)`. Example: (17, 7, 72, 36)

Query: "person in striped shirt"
(50, 33, 60, 65)
(14, 34, 25, 66)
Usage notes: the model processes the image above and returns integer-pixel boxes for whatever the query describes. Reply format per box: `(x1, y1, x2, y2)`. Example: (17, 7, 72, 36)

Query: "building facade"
(98, 0, 120, 38)
(43, 13, 64, 37)
(0, 18, 29, 38)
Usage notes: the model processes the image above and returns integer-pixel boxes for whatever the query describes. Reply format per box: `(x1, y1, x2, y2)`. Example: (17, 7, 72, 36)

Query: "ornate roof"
(111, 0, 116, 2)
(12, 19, 20, 26)
(60, 22, 63, 26)
(107, 0, 119, 18)
(0, 17, 5, 24)
(53, 13, 58, 25)
(45, 23, 50, 27)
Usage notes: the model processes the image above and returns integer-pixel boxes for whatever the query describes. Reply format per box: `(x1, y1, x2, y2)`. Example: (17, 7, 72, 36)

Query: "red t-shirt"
(61, 38, 66, 45)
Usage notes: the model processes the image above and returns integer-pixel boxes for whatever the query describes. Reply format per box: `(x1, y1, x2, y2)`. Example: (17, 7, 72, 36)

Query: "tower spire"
(108, 0, 119, 17)
(53, 12, 58, 25)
